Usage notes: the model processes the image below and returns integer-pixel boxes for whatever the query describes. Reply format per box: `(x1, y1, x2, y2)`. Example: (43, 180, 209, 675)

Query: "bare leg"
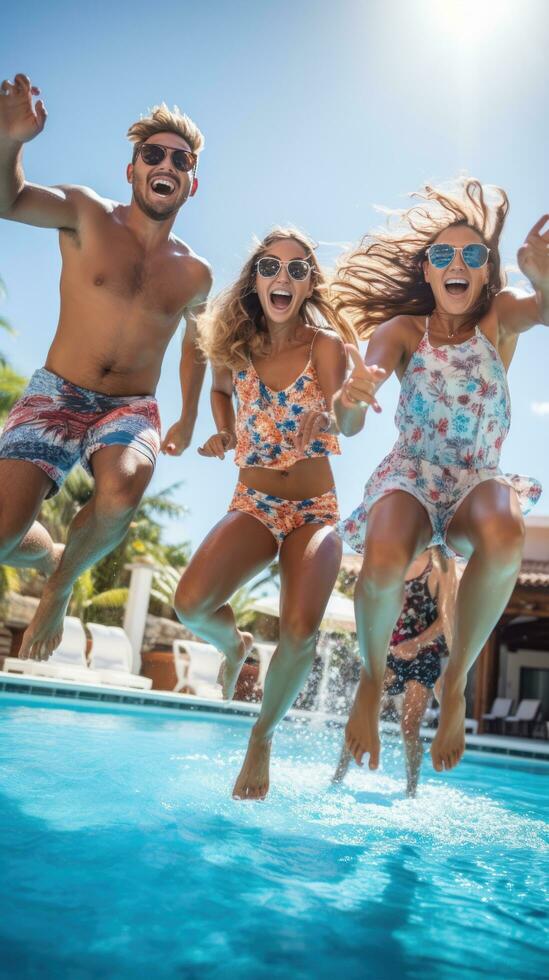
(400, 680, 431, 797)
(174, 511, 278, 699)
(233, 524, 342, 800)
(332, 742, 353, 784)
(432, 481, 525, 772)
(19, 446, 154, 660)
(0, 460, 58, 574)
(346, 492, 432, 770)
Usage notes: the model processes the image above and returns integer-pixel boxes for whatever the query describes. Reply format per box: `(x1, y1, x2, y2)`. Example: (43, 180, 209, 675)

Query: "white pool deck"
(1, 669, 547, 763)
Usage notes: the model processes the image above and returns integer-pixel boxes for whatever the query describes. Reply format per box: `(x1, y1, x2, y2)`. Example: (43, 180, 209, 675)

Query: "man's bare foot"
(18, 580, 72, 662)
(217, 631, 254, 701)
(332, 742, 352, 784)
(345, 668, 383, 770)
(430, 679, 466, 772)
(232, 728, 272, 800)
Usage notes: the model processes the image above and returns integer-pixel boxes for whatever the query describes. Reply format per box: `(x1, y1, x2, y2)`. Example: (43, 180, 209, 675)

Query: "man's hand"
(517, 215, 549, 293)
(161, 419, 195, 456)
(0, 74, 46, 144)
(197, 430, 236, 460)
(339, 345, 386, 413)
(295, 410, 332, 454)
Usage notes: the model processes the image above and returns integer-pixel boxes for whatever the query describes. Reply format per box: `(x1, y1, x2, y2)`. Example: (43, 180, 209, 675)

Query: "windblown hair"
(198, 227, 357, 371)
(127, 103, 204, 167)
(333, 178, 509, 339)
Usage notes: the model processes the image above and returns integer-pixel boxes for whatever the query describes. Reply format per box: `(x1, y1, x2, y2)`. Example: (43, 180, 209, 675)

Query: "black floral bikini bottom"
(386, 640, 445, 696)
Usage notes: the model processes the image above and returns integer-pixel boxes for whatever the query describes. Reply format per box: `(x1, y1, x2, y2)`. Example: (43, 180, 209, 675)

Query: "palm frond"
(0, 565, 21, 600)
(85, 587, 129, 609)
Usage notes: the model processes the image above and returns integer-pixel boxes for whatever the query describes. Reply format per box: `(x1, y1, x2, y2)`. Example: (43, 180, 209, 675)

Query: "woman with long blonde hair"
(332, 179, 546, 776)
(175, 227, 356, 800)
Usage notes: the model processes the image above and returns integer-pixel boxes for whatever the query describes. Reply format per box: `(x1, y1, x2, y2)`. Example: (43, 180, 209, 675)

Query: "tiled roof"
(517, 560, 549, 589)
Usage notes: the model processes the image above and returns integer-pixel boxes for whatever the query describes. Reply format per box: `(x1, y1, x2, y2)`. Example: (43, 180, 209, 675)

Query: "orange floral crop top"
(233, 336, 340, 469)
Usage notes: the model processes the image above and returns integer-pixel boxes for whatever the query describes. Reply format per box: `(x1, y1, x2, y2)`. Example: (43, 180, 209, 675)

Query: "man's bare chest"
(61, 227, 192, 315)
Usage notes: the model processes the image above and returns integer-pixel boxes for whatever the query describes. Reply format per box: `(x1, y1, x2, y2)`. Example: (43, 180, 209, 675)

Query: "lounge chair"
(482, 697, 513, 734)
(87, 622, 152, 690)
(2, 617, 101, 684)
(174, 639, 223, 700)
(503, 699, 543, 738)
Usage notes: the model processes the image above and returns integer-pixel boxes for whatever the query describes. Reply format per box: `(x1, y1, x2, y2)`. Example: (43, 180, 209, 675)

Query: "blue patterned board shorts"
(0, 368, 161, 497)
(229, 481, 340, 547)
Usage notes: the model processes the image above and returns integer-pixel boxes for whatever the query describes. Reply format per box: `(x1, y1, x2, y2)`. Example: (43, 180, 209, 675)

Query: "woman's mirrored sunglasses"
(256, 257, 312, 281)
(426, 243, 490, 269)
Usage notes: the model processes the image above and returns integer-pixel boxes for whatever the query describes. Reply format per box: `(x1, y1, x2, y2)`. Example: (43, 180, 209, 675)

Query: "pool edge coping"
(0, 670, 548, 763)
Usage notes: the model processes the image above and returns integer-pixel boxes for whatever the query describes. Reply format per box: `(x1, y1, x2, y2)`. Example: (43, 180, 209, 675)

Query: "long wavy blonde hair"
(333, 178, 509, 340)
(198, 227, 357, 370)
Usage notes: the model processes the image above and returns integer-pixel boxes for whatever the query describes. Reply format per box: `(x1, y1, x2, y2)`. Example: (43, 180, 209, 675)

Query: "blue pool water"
(0, 696, 547, 980)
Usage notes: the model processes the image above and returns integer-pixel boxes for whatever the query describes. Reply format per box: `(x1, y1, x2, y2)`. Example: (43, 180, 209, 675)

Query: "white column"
(123, 560, 157, 673)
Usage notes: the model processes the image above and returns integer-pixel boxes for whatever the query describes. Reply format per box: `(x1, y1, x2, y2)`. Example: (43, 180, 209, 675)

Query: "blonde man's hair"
(127, 103, 204, 167)
(198, 226, 358, 371)
(333, 178, 509, 339)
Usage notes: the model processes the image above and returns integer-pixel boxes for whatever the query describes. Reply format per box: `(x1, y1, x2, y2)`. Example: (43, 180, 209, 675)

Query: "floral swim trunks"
(228, 481, 340, 547)
(0, 367, 161, 497)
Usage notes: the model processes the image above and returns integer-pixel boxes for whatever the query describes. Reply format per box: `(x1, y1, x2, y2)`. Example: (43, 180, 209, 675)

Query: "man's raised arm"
(0, 73, 80, 230)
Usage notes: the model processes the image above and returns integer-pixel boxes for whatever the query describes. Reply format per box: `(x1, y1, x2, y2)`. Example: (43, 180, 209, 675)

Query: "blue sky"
(1, 0, 548, 550)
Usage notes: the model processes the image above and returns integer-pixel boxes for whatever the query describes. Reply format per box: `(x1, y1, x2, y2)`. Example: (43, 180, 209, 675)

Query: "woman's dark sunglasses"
(256, 257, 312, 281)
(137, 142, 197, 174)
(426, 243, 490, 269)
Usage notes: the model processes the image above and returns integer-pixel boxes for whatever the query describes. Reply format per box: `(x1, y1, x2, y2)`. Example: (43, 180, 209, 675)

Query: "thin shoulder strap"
(309, 329, 322, 361)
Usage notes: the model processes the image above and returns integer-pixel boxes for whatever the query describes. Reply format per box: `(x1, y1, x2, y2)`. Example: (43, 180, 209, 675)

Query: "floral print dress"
(338, 321, 542, 556)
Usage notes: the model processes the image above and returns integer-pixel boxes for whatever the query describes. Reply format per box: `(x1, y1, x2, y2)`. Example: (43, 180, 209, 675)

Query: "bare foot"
(19, 581, 72, 662)
(232, 728, 272, 800)
(217, 631, 253, 701)
(345, 668, 383, 770)
(430, 679, 466, 772)
(332, 742, 352, 784)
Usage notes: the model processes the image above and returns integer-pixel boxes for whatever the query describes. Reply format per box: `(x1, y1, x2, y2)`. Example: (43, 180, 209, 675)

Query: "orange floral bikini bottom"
(228, 481, 339, 547)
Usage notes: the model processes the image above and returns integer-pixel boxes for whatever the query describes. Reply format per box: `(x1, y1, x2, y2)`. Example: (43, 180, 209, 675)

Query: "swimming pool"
(0, 696, 547, 979)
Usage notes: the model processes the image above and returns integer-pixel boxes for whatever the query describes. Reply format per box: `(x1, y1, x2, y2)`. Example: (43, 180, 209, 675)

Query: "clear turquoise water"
(0, 696, 547, 980)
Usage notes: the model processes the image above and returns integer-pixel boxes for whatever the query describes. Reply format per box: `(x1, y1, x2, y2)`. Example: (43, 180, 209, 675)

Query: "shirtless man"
(0, 73, 212, 660)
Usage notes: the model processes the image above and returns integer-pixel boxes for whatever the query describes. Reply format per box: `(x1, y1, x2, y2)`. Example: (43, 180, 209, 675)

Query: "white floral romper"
(338, 319, 542, 555)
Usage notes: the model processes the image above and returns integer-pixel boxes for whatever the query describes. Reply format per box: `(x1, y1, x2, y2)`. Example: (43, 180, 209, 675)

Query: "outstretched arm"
(333, 317, 407, 436)
(496, 215, 549, 336)
(0, 73, 81, 230)
(197, 365, 236, 460)
(294, 331, 346, 453)
(162, 266, 213, 456)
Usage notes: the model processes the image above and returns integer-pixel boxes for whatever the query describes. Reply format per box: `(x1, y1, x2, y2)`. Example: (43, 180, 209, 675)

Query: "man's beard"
(133, 182, 184, 222)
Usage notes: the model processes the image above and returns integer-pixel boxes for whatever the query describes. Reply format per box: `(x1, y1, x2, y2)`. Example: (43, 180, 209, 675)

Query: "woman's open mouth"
(270, 289, 292, 311)
(444, 278, 470, 297)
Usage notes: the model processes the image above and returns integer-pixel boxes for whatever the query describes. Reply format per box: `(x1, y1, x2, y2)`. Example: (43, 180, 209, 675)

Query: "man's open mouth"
(270, 289, 292, 311)
(444, 278, 470, 296)
(150, 176, 177, 198)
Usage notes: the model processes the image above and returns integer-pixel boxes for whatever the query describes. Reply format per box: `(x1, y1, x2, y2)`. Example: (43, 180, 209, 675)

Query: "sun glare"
(431, 0, 518, 45)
